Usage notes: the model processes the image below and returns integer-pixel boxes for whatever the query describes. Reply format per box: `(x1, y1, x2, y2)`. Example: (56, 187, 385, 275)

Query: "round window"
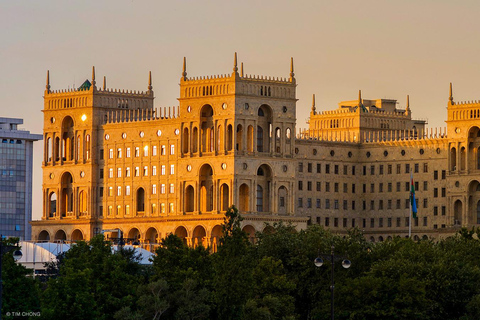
(401, 150, 406, 156)
(330, 150, 335, 157)
(157, 130, 162, 137)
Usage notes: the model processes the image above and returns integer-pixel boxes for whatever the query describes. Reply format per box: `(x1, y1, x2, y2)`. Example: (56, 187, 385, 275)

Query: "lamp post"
(314, 244, 351, 320)
(0, 236, 22, 320)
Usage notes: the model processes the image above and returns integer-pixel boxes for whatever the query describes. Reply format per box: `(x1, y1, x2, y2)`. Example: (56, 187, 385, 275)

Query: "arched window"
(257, 126, 264, 152)
(239, 184, 250, 212)
(236, 124, 243, 151)
(185, 185, 194, 212)
(137, 188, 145, 213)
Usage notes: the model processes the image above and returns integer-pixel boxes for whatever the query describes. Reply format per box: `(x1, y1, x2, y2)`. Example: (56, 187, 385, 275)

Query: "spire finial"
(182, 57, 187, 80)
(241, 62, 244, 77)
(148, 71, 153, 91)
(311, 94, 316, 114)
(289, 57, 295, 81)
(103, 76, 106, 90)
(405, 94, 410, 115)
(449, 82, 454, 104)
(233, 52, 238, 74)
(92, 66, 96, 86)
(46, 70, 51, 92)
(358, 90, 362, 108)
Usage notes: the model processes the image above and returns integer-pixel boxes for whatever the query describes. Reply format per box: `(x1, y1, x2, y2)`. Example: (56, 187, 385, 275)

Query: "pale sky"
(1, 0, 479, 220)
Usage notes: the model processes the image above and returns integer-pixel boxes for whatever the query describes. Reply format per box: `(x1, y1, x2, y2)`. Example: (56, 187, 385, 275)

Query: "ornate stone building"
(31, 55, 480, 247)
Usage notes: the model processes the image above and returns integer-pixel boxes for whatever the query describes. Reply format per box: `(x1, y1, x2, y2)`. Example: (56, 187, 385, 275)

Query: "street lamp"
(0, 236, 22, 320)
(314, 244, 351, 320)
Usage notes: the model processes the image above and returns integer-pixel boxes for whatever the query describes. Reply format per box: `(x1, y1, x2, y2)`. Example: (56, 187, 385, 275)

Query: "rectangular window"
(117, 148, 122, 158)
(152, 203, 157, 214)
(100, 149, 104, 160)
(370, 184, 375, 193)
(298, 198, 303, 208)
(405, 164, 410, 174)
(334, 183, 339, 193)
(423, 163, 428, 173)
(152, 145, 157, 156)
(325, 199, 330, 209)
(126, 147, 131, 158)
(161, 145, 166, 155)
(135, 167, 139, 177)
(370, 200, 375, 210)
(161, 203, 166, 214)
(144, 146, 149, 157)
(100, 187, 104, 197)
(363, 219, 366, 228)
(334, 218, 338, 227)
(352, 184, 356, 194)
(161, 165, 166, 175)
(307, 181, 312, 191)
(434, 206, 438, 216)
(169, 184, 174, 194)
(387, 199, 392, 209)
(298, 181, 303, 191)
(334, 200, 339, 209)
(117, 168, 122, 178)
(396, 199, 401, 209)
(316, 182, 321, 192)
(405, 198, 410, 209)
(434, 188, 438, 198)
(316, 199, 321, 208)
(388, 183, 392, 192)
(396, 182, 401, 192)
(352, 218, 356, 228)
(169, 203, 174, 213)
(379, 183, 383, 193)
(388, 218, 392, 227)
(363, 166, 367, 176)
(109, 168, 114, 178)
(397, 217, 401, 227)
(415, 181, 419, 192)
(379, 165, 384, 175)
(343, 183, 348, 193)
(100, 169, 104, 179)
(370, 165, 375, 175)
(135, 147, 140, 157)
(316, 163, 321, 173)
(343, 165, 348, 175)
(326, 164, 330, 174)
(343, 200, 347, 210)
(442, 188, 446, 197)
(307, 163, 312, 173)
(397, 164, 401, 174)
(343, 218, 347, 228)
(370, 218, 375, 228)
(152, 184, 157, 194)
(352, 200, 355, 210)
(414, 163, 419, 173)
(363, 200, 366, 210)
(363, 184, 366, 193)
(405, 217, 409, 227)
(126, 167, 131, 177)
(161, 184, 166, 194)
(307, 198, 312, 208)
(424, 181, 428, 191)
(434, 170, 438, 180)
(379, 218, 383, 227)
(388, 165, 392, 174)
(170, 165, 175, 175)
(405, 182, 410, 192)
(423, 198, 428, 208)
(334, 165, 339, 174)
(379, 200, 383, 210)
(299, 162, 304, 173)
(143, 166, 148, 176)
(170, 145, 175, 155)
(126, 186, 130, 196)
(326, 182, 330, 192)
(415, 217, 419, 227)
(108, 187, 113, 196)
(352, 166, 356, 175)
(109, 149, 114, 159)
(325, 217, 330, 227)
(316, 217, 321, 224)
(117, 186, 121, 196)
(152, 166, 157, 176)
(442, 170, 446, 179)
(442, 206, 446, 215)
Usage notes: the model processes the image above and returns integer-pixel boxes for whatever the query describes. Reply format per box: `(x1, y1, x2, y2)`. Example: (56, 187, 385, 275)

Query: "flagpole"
(409, 169, 412, 238)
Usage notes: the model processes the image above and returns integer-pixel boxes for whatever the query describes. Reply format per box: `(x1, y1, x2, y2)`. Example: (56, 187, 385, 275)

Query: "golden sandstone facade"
(31, 55, 480, 247)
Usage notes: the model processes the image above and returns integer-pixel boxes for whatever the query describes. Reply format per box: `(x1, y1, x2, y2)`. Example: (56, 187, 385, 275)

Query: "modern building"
(0, 118, 42, 240)
(30, 55, 480, 247)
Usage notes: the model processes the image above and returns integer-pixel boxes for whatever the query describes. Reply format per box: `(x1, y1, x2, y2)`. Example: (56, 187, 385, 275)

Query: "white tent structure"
(17, 241, 155, 274)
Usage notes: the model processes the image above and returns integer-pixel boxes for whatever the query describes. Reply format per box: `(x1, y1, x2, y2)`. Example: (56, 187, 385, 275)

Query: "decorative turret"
(182, 57, 187, 81)
(46, 70, 51, 93)
(91, 66, 96, 89)
(241, 62, 244, 77)
(103, 76, 106, 90)
(232, 52, 239, 76)
(311, 94, 316, 115)
(405, 95, 410, 115)
(449, 82, 454, 105)
(148, 71, 153, 92)
(289, 57, 295, 82)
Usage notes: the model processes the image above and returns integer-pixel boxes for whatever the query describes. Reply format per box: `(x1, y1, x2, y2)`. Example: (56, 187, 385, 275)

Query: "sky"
(1, 0, 480, 220)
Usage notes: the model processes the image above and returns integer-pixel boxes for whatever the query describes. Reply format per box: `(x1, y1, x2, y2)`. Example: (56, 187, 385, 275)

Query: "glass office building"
(0, 118, 41, 240)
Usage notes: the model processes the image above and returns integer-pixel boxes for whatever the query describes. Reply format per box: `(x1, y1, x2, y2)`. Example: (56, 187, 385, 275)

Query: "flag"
(410, 172, 417, 219)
